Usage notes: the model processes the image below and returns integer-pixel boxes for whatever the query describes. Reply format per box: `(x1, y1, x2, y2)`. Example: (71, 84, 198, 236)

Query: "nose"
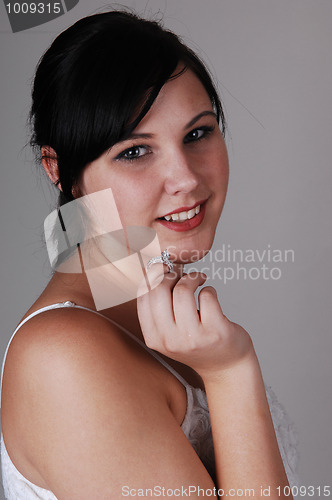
(162, 149, 200, 195)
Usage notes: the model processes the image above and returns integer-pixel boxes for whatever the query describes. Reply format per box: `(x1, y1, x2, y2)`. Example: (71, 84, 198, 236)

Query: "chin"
(157, 221, 218, 264)
(167, 241, 214, 265)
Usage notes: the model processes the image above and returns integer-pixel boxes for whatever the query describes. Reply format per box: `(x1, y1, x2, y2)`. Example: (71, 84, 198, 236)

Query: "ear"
(41, 145, 62, 191)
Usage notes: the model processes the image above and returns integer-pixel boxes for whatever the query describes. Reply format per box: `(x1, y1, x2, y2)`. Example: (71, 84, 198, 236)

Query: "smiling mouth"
(158, 204, 202, 222)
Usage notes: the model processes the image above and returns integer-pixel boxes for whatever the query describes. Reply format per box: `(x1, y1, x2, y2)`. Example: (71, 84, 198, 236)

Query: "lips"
(160, 204, 201, 222)
(158, 199, 207, 220)
(161, 199, 204, 217)
(156, 199, 208, 232)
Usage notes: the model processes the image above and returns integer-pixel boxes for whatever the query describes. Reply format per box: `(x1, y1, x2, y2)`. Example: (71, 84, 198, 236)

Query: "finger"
(146, 269, 180, 327)
(198, 286, 227, 327)
(137, 263, 182, 344)
(137, 287, 157, 345)
(144, 261, 183, 289)
(172, 273, 207, 333)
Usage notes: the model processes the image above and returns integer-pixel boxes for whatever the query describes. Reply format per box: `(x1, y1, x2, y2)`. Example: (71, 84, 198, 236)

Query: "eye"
(184, 125, 215, 144)
(115, 145, 150, 161)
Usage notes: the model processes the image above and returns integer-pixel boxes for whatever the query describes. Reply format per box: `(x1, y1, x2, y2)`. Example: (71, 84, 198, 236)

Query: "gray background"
(0, 0, 331, 497)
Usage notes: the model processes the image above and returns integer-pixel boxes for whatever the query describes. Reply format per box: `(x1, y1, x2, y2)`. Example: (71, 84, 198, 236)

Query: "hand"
(137, 265, 255, 380)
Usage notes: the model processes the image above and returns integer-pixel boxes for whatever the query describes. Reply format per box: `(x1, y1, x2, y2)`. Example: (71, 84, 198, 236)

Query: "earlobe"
(41, 146, 62, 191)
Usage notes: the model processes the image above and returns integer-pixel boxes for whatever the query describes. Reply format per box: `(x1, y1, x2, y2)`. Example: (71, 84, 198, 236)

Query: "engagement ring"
(147, 249, 174, 273)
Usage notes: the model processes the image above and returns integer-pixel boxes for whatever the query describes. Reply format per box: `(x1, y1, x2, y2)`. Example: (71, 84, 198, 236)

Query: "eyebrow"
(184, 110, 218, 129)
(123, 110, 218, 141)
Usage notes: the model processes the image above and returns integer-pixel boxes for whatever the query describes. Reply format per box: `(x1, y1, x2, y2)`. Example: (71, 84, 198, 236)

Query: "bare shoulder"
(3, 307, 133, 385)
(1, 307, 215, 498)
(2, 306, 162, 408)
(1, 307, 165, 476)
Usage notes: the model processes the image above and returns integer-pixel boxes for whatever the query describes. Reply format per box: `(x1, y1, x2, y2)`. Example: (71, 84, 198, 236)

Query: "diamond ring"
(147, 249, 174, 273)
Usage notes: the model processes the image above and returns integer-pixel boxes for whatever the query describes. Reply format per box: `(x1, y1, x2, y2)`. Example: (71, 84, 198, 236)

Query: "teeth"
(163, 204, 201, 222)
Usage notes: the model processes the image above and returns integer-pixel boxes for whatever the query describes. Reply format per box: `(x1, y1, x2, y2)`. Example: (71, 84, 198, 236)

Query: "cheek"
(202, 133, 229, 174)
(111, 177, 158, 223)
(206, 149, 229, 192)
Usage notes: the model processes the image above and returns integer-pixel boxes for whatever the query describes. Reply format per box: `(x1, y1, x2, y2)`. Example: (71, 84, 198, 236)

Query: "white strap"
(1, 302, 77, 401)
(0, 301, 189, 406)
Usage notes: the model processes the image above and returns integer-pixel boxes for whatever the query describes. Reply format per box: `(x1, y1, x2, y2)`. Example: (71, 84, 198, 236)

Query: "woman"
(0, 10, 298, 499)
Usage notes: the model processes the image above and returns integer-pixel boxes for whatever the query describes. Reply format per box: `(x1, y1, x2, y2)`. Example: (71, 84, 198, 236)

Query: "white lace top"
(1, 301, 299, 499)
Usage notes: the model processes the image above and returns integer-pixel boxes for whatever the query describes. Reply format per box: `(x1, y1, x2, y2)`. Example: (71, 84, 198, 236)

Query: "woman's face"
(78, 68, 229, 264)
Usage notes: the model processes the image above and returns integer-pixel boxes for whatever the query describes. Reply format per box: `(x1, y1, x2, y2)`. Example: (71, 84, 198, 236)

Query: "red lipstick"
(156, 200, 207, 232)
(161, 199, 207, 218)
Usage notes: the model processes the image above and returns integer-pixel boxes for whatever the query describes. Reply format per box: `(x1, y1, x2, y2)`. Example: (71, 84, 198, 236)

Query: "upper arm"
(2, 309, 216, 499)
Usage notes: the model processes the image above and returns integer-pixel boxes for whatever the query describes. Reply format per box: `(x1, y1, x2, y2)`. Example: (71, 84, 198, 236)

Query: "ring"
(147, 249, 174, 273)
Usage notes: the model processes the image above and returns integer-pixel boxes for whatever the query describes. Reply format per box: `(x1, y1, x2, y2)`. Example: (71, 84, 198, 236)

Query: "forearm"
(203, 352, 292, 500)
